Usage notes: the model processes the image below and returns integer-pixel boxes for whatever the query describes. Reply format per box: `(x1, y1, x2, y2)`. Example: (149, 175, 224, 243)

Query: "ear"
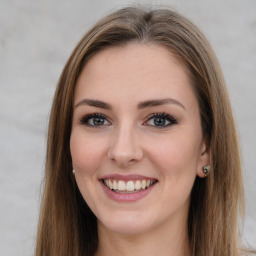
(196, 138, 210, 178)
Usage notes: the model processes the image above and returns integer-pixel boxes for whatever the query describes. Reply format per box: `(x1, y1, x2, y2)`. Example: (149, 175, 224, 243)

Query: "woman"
(35, 6, 254, 256)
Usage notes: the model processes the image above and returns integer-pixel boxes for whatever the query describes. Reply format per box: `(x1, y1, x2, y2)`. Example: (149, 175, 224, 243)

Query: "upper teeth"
(103, 179, 156, 192)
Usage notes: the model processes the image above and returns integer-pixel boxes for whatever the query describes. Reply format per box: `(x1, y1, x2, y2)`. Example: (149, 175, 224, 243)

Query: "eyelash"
(80, 113, 110, 127)
(79, 112, 177, 128)
(144, 112, 177, 128)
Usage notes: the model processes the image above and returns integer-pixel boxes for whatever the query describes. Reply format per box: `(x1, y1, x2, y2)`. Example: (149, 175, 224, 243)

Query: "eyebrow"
(74, 99, 112, 109)
(137, 98, 185, 110)
(74, 98, 185, 110)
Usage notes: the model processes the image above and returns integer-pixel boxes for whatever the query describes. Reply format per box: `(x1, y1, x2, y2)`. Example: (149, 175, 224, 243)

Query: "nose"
(107, 125, 144, 167)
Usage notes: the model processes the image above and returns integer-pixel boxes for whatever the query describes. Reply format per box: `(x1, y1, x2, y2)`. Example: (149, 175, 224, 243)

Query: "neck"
(95, 214, 191, 256)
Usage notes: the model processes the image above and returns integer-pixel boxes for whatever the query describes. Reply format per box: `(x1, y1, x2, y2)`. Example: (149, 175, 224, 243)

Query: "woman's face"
(70, 43, 209, 235)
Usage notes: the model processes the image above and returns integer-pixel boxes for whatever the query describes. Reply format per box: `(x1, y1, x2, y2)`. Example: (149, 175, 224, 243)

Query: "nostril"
(108, 149, 142, 163)
(107, 132, 144, 165)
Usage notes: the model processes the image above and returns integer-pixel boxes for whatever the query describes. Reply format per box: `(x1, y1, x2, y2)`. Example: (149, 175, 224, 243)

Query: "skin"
(70, 43, 209, 256)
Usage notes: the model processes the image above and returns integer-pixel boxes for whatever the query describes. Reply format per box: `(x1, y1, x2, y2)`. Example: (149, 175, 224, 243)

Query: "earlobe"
(196, 139, 210, 178)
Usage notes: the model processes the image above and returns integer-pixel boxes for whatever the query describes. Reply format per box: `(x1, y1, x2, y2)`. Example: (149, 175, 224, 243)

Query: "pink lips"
(101, 174, 156, 181)
(99, 174, 158, 202)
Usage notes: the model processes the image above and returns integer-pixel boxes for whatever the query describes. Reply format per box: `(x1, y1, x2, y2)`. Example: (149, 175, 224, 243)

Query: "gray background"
(0, 0, 255, 255)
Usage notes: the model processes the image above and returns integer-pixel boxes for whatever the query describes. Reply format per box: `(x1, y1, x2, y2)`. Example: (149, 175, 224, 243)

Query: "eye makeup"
(143, 112, 177, 128)
(80, 113, 111, 127)
(79, 111, 177, 129)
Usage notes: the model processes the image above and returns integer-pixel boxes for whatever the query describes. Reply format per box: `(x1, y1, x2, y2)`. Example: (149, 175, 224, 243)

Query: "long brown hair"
(35, 6, 246, 256)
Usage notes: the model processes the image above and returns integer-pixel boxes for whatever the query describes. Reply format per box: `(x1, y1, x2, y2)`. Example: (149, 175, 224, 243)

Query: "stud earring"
(72, 169, 75, 175)
(203, 165, 210, 176)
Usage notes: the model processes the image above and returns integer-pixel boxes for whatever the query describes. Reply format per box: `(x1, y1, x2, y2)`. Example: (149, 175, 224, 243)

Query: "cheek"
(70, 131, 105, 174)
(147, 132, 201, 176)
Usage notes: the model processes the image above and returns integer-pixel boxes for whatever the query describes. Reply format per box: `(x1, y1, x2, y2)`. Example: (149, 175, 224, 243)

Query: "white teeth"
(109, 180, 113, 189)
(117, 180, 126, 190)
(135, 180, 142, 190)
(126, 181, 134, 191)
(141, 180, 146, 189)
(113, 180, 118, 190)
(103, 179, 156, 192)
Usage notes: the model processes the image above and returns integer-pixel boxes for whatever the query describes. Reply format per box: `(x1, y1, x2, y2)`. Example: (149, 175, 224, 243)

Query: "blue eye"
(80, 114, 111, 127)
(145, 113, 177, 128)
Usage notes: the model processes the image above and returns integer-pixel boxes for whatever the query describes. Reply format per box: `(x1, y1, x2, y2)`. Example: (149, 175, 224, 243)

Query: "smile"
(102, 179, 158, 193)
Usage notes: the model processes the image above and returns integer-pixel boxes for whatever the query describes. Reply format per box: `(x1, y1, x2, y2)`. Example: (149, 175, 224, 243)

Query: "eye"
(80, 113, 111, 127)
(144, 113, 177, 128)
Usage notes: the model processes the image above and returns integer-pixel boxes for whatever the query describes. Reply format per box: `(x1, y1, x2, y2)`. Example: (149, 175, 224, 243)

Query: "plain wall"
(0, 0, 255, 255)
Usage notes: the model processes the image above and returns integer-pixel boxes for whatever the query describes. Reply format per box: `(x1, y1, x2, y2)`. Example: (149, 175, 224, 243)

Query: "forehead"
(75, 43, 197, 110)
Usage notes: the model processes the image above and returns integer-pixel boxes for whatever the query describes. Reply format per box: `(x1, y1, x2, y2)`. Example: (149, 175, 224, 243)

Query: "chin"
(97, 211, 154, 235)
